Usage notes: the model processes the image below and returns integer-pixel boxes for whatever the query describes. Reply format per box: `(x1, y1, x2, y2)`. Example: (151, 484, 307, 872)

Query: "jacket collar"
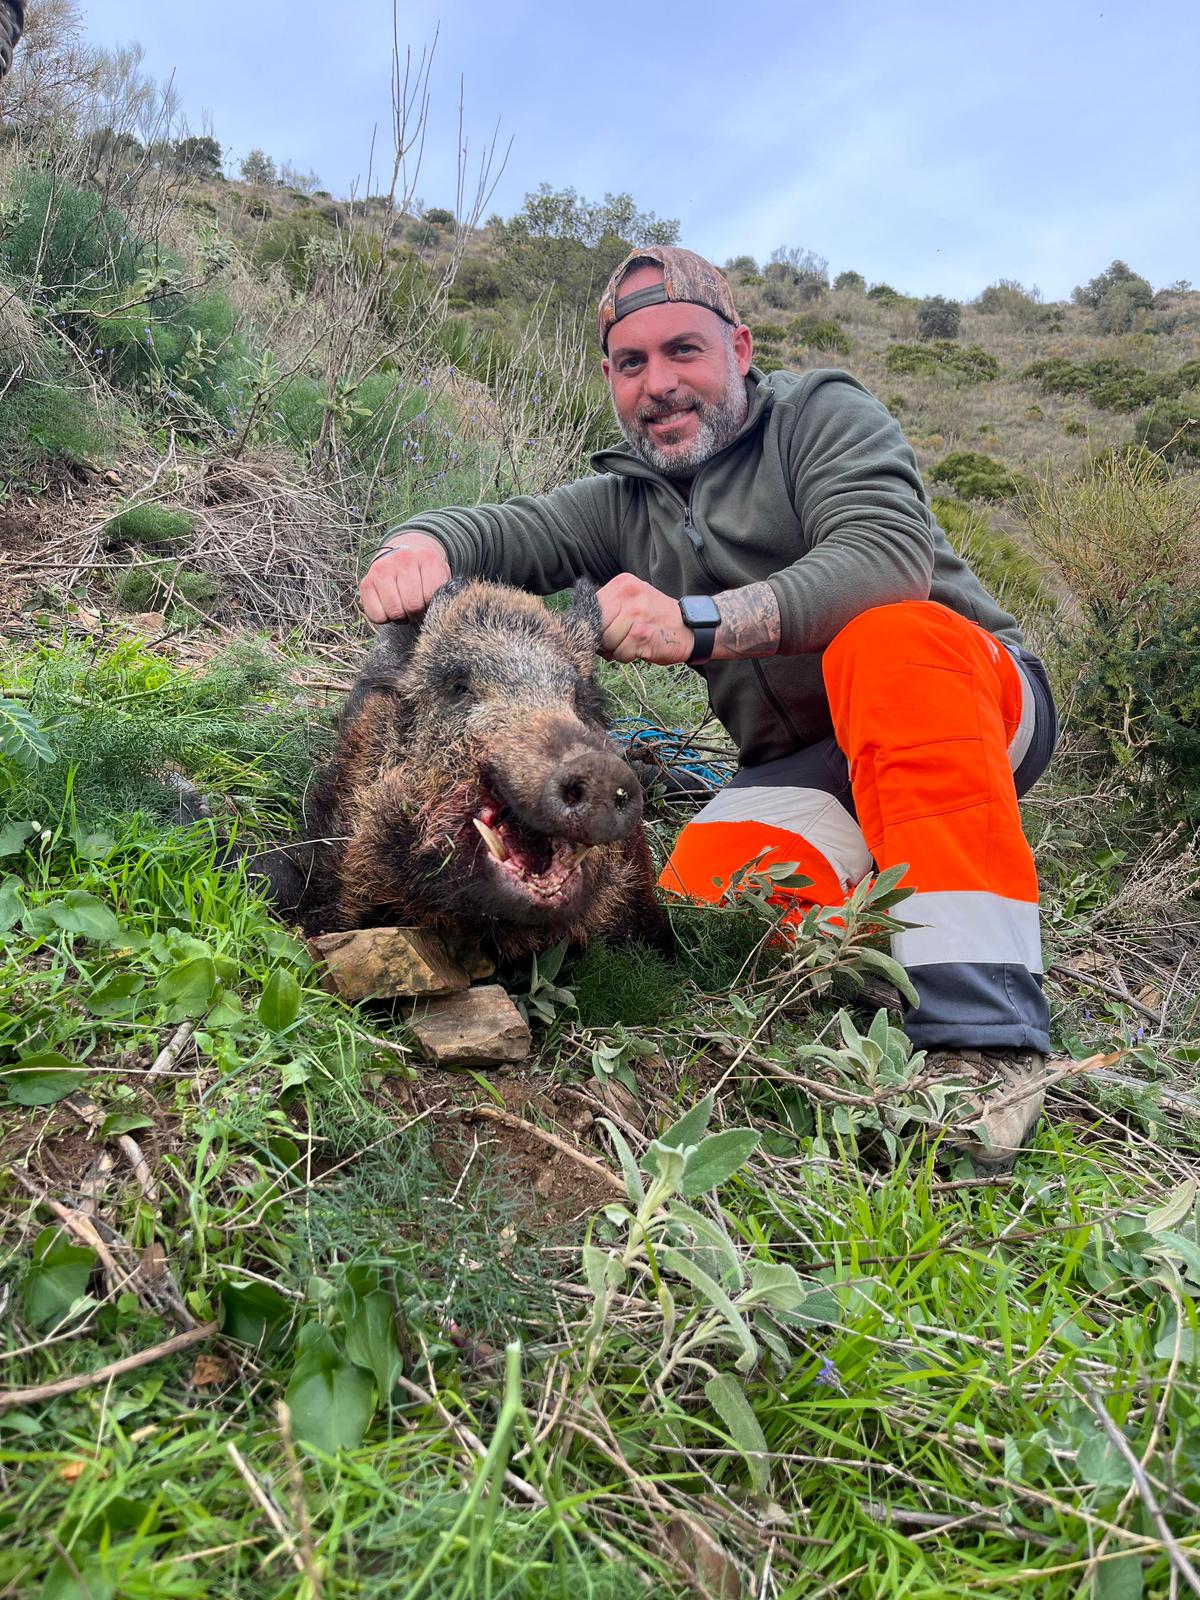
(589, 365, 776, 485)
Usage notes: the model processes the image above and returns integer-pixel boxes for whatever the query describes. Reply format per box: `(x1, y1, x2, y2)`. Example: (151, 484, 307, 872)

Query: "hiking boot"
(919, 1048, 1050, 1175)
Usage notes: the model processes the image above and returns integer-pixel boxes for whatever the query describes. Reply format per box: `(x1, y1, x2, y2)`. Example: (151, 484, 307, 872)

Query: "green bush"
(833, 270, 865, 292)
(885, 343, 1000, 383)
(104, 505, 194, 548)
(112, 565, 223, 613)
(1023, 356, 1189, 413)
(447, 256, 506, 307)
(749, 322, 787, 347)
(0, 374, 122, 475)
(917, 296, 961, 340)
(252, 213, 335, 289)
(570, 940, 683, 1028)
(1136, 397, 1200, 462)
(785, 315, 850, 354)
(931, 451, 1023, 502)
(975, 280, 1044, 322)
(931, 496, 1045, 611)
(1063, 417, 1087, 436)
(270, 373, 468, 485)
(867, 282, 901, 303)
(0, 170, 139, 296)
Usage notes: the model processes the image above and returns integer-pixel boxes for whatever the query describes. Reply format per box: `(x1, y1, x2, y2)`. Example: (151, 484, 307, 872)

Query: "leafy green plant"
(932, 449, 1024, 501)
(786, 313, 850, 354)
(103, 504, 194, 548)
(932, 496, 1046, 611)
(885, 342, 1000, 382)
(917, 295, 961, 340)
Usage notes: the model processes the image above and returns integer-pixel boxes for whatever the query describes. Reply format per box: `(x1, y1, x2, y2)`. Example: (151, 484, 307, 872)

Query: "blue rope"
(611, 716, 735, 791)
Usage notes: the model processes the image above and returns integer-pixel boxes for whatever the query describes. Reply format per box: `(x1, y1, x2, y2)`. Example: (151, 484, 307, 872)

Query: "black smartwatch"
(679, 595, 721, 665)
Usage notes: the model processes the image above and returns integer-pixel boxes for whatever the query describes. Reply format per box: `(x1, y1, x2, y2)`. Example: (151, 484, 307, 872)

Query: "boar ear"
(564, 579, 603, 653)
(421, 576, 471, 625)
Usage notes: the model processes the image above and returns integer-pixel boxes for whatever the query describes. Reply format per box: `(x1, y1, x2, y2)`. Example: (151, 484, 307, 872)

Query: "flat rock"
(407, 984, 531, 1066)
(308, 927, 471, 1002)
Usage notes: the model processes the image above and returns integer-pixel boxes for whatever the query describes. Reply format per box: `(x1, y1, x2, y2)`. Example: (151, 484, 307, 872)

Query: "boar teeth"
(567, 845, 594, 868)
(473, 817, 509, 861)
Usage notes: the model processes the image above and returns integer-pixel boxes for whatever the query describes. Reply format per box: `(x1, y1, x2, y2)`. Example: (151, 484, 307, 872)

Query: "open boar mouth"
(471, 800, 593, 903)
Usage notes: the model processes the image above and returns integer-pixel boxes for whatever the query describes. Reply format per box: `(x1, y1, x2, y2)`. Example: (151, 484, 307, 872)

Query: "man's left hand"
(597, 574, 694, 664)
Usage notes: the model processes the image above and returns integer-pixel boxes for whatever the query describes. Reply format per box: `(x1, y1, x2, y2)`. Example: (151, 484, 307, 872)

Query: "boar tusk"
(473, 817, 509, 861)
(567, 844, 594, 868)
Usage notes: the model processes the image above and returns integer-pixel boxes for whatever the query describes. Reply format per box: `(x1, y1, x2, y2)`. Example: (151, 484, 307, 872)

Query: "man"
(361, 246, 1059, 1173)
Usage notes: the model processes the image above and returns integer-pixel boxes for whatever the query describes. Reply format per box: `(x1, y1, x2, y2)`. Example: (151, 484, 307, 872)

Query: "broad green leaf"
(1145, 1179, 1198, 1235)
(1154, 1322, 1198, 1362)
(258, 968, 301, 1033)
(280, 1059, 310, 1091)
(41, 1553, 115, 1600)
(741, 1259, 807, 1313)
(86, 972, 146, 1017)
(338, 1266, 402, 1397)
(641, 1140, 686, 1193)
(597, 1118, 644, 1205)
(1094, 1553, 1144, 1600)
(0, 873, 24, 932)
(660, 1246, 759, 1371)
(4, 1051, 87, 1105)
(219, 1276, 295, 1352)
(667, 1201, 744, 1288)
(99, 1112, 155, 1138)
(0, 697, 53, 766)
(680, 1129, 760, 1197)
(660, 1091, 715, 1152)
(0, 820, 37, 858)
(1076, 1432, 1133, 1489)
(45, 891, 122, 943)
(23, 1226, 97, 1330)
(286, 1322, 375, 1453)
(853, 945, 919, 1005)
(704, 1373, 770, 1492)
(154, 956, 218, 1020)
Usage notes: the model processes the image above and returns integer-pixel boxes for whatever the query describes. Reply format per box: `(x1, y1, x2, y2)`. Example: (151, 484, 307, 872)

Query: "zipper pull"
(682, 501, 703, 551)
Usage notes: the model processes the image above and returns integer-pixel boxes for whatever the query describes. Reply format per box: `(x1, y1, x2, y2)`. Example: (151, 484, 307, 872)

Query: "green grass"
(2, 637, 1199, 1598)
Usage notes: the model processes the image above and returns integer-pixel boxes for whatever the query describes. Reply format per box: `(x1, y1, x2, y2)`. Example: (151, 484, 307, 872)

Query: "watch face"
(681, 596, 721, 629)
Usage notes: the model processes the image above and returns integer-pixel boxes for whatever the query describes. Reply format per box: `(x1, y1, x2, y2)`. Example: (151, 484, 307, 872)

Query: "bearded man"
(361, 246, 1059, 1174)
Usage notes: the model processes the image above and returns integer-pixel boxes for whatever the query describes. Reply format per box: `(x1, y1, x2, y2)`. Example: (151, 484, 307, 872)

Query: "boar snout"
(542, 748, 643, 844)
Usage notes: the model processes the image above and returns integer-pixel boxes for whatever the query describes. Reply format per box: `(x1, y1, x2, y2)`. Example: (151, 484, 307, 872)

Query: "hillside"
(3, 13, 1200, 1600)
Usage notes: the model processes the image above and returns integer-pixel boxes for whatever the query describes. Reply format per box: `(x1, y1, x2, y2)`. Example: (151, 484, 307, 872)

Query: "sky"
(75, 0, 1200, 303)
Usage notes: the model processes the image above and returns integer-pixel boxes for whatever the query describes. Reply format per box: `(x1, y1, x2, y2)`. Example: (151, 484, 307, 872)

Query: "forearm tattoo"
(713, 582, 782, 659)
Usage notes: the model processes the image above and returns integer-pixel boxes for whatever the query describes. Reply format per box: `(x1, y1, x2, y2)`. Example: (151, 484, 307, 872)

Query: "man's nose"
(642, 353, 678, 397)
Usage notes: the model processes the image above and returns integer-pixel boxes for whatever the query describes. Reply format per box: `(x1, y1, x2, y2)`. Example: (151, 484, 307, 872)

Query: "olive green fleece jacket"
(393, 367, 1022, 767)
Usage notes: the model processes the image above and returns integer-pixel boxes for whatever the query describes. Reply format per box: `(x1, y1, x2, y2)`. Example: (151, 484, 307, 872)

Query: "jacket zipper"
(677, 488, 804, 748)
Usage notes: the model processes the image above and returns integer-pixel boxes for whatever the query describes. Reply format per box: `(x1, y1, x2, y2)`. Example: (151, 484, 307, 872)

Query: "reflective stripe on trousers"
(658, 601, 1059, 1053)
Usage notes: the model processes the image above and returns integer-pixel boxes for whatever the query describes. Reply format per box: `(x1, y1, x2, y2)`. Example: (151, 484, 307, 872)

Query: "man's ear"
(564, 579, 603, 655)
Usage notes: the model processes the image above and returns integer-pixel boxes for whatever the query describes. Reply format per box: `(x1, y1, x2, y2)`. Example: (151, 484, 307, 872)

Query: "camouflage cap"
(597, 246, 739, 351)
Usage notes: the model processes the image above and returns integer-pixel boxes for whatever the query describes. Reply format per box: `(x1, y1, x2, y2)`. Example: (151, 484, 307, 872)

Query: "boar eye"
(447, 680, 473, 701)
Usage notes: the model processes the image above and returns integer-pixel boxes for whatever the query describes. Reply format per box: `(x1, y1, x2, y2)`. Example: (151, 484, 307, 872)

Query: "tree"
(724, 254, 759, 277)
(173, 134, 222, 180)
(1073, 260, 1151, 310)
(834, 270, 865, 292)
(917, 295, 961, 340)
(239, 148, 276, 187)
(765, 244, 829, 303)
(488, 183, 680, 313)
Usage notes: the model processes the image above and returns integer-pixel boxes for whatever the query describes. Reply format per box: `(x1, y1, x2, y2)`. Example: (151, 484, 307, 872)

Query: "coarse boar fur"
(262, 578, 666, 960)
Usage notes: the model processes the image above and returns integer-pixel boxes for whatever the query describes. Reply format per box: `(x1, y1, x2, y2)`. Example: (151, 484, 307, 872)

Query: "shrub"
(1, 170, 139, 296)
(1023, 356, 1189, 413)
(749, 322, 787, 347)
(724, 254, 759, 277)
(976, 279, 1042, 320)
(867, 282, 901, 303)
(754, 352, 786, 373)
(447, 256, 506, 307)
(1073, 259, 1151, 310)
(253, 213, 336, 289)
(1136, 397, 1200, 462)
(0, 374, 122, 475)
(1063, 417, 1087, 436)
(424, 207, 455, 227)
(112, 565, 223, 612)
(931, 496, 1046, 613)
(833, 270, 865, 292)
(104, 505, 193, 548)
(931, 451, 1022, 501)
(917, 295, 961, 340)
(785, 315, 850, 354)
(1095, 277, 1154, 334)
(570, 940, 682, 1028)
(885, 343, 1000, 383)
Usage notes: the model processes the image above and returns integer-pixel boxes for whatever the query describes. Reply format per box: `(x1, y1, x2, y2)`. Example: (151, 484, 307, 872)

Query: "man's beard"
(616, 360, 749, 478)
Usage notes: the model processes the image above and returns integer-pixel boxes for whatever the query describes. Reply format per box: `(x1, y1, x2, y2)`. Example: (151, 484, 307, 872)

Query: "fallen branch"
(0, 1322, 217, 1412)
(447, 1104, 625, 1195)
(1049, 963, 1164, 1028)
(147, 1020, 196, 1079)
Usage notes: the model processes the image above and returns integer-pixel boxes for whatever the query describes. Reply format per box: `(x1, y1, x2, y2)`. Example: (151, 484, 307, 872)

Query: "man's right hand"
(359, 532, 452, 624)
